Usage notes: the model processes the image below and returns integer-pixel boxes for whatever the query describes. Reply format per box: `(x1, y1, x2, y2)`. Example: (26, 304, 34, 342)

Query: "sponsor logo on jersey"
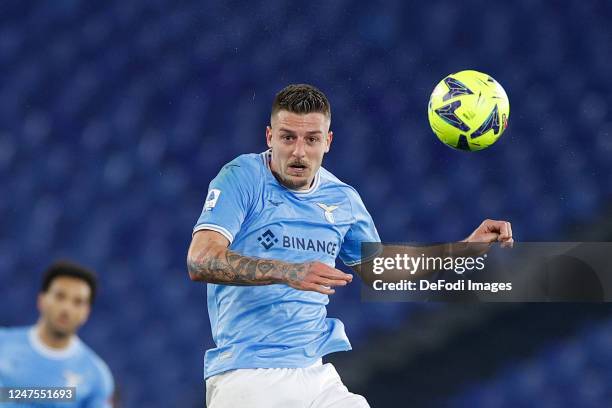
(256, 229, 337, 256)
(257, 229, 278, 250)
(282, 235, 338, 256)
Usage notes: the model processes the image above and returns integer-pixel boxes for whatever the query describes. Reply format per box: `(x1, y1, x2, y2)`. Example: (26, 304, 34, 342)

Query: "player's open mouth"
(57, 316, 70, 325)
(288, 164, 308, 175)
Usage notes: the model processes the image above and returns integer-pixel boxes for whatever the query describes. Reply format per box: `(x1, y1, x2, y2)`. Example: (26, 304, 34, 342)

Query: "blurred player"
(187, 84, 513, 407)
(0, 260, 114, 407)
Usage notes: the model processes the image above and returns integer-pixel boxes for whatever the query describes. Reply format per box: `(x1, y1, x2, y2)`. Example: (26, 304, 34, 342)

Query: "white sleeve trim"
(193, 224, 234, 243)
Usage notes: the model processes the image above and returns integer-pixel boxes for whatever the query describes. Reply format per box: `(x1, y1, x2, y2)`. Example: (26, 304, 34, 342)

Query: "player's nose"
(59, 305, 72, 316)
(292, 138, 306, 158)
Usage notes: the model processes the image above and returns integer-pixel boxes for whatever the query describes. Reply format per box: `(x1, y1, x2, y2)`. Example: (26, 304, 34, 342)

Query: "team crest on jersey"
(316, 203, 339, 224)
(63, 370, 83, 388)
(204, 189, 221, 211)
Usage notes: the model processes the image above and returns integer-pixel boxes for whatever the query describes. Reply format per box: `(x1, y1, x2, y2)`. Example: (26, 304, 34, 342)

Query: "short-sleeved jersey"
(194, 151, 380, 378)
(0, 326, 114, 408)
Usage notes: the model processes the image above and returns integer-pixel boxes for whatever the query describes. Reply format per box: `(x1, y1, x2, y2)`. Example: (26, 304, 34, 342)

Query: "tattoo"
(188, 248, 308, 285)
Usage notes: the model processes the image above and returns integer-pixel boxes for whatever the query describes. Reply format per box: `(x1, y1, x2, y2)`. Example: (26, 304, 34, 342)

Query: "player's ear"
(36, 293, 44, 313)
(324, 131, 333, 153)
(80, 304, 92, 324)
(266, 126, 273, 148)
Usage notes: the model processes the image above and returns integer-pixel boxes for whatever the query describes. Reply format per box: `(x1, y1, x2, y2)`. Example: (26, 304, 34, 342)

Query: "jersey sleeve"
(339, 188, 382, 266)
(193, 156, 259, 244)
(82, 357, 114, 408)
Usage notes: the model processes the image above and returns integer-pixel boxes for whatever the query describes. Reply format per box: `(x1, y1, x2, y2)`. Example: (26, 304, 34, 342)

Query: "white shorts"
(205, 360, 370, 408)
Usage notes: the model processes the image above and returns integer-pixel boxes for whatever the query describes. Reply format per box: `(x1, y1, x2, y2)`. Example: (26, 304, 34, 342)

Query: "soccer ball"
(428, 70, 510, 151)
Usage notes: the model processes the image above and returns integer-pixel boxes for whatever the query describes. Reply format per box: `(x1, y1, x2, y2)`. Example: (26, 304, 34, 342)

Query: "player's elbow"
(187, 232, 229, 283)
(187, 243, 222, 283)
(187, 253, 207, 282)
(187, 263, 201, 282)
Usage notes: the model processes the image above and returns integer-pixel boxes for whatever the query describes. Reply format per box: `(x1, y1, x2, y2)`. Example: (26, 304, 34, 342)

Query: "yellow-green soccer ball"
(428, 70, 510, 151)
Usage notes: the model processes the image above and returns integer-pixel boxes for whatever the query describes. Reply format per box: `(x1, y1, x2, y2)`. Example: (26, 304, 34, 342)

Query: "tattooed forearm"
(187, 245, 308, 286)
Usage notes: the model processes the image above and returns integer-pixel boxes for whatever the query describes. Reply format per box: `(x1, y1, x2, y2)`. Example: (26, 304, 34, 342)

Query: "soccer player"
(187, 84, 513, 407)
(0, 261, 114, 407)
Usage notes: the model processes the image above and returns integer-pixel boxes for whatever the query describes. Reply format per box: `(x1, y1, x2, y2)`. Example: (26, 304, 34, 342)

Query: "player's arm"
(349, 219, 514, 282)
(187, 230, 353, 295)
(83, 360, 115, 408)
(348, 243, 450, 285)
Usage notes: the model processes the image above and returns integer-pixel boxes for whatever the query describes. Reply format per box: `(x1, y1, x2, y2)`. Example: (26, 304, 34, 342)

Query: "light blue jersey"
(0, 326, 113, 408)
(194, 151, 380, 378)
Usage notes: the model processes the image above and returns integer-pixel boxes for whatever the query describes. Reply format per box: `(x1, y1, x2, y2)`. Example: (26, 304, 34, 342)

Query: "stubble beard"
(272, 169, 311, 190)
(44, 316, 74, 339)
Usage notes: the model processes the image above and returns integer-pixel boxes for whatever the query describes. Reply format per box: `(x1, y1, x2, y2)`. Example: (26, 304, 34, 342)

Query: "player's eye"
(307, 137, 319, 144)
(281, 134, 294, 141)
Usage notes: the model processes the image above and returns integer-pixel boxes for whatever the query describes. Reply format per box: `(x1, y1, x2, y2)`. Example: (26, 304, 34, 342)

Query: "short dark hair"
(271, 84, 331, 122)
(41, 260, 98, 304)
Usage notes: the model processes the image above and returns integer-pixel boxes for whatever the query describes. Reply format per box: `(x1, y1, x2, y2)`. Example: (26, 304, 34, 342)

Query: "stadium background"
(1, 0, 611, 406)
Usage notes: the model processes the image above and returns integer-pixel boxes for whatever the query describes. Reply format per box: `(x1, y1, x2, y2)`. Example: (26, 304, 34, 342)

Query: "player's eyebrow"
(278, 128, 322, 135)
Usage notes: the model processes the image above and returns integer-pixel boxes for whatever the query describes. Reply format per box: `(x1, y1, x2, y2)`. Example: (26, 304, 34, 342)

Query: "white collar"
(29, 326, 80, 360)
(261, 150, 321, 195)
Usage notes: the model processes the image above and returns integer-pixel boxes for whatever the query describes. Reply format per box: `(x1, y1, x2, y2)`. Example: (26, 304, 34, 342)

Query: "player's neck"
(35, 321, 74, 350)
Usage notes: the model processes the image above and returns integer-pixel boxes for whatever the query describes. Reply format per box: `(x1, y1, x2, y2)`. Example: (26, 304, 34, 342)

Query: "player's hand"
(464, 219, 514, 248)
(286, 261, 353, 295)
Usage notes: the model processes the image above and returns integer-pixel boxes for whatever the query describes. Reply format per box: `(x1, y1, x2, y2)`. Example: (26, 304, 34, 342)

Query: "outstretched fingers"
(313, 264, 353, 282)
(300, 262, 353, 294)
